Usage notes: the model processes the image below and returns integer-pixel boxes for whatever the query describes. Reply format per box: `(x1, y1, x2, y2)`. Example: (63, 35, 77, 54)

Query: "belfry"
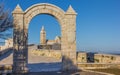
(40, 26, 46, 45)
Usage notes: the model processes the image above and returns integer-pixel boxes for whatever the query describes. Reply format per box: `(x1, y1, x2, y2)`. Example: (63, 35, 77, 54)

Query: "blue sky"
(1, 0, 120, 54)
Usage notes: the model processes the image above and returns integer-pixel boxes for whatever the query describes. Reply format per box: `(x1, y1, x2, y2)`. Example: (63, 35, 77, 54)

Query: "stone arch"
(12, 3, 77, 74)
(24, 3, 65, 29)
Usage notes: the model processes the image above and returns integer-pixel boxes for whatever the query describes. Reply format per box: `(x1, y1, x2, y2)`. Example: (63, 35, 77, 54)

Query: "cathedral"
(38, 26, 61, 50)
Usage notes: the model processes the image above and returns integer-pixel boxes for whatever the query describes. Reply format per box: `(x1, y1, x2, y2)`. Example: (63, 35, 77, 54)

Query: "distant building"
(0, 38, 13, 51)
(40, 26, 46, 45)
(38, 26, 61, 50)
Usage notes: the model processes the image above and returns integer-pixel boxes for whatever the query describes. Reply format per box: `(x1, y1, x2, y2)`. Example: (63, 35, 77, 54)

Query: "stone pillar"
(62, 5, 77, 71)
(12, 4, 28, 74)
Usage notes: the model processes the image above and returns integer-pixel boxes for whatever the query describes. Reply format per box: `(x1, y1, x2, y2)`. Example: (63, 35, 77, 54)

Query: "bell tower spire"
(40, 26, 46, 45)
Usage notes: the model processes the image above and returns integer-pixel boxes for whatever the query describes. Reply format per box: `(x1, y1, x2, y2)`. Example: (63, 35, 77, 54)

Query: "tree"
(0, 3, 13, 42)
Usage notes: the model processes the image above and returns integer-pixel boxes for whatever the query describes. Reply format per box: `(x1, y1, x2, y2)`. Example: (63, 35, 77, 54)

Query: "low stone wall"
(77, 63, 120, 69)
(94, 54, 120, 63)
(0, 65, 12, 74)
(31, 50, 62, 59)
(31, 50, 120, 63)
(31, 50, 120, 69)
(77, 52, 87, 63)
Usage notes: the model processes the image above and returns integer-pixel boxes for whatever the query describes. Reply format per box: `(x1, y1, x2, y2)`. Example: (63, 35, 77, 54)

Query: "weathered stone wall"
(77, 63, 120, 69)
(0, 38, 13, 51)
(31, 50, 85, 62)
(30, 50, 120, 64)
(77, 52, 87, 63)
(31, 50, 62, 59)
(94, 54, 120, 63)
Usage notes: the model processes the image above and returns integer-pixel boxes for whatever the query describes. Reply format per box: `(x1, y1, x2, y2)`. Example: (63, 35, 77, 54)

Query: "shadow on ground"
(27, 70, 105, 75)
(0, 49, 12, 61)
(28, 62, 62, 72)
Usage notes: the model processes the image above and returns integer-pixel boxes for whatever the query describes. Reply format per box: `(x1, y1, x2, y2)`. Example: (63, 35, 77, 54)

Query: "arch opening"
(28, 14, 62, 72)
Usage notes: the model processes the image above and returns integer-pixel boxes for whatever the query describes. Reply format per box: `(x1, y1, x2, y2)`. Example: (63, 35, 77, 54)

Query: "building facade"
(0, 38, 13, 51)
(38, 26, 61, 50)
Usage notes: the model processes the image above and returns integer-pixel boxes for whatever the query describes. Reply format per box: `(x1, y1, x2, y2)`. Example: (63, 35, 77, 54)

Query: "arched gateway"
(12, 3, 77, 74)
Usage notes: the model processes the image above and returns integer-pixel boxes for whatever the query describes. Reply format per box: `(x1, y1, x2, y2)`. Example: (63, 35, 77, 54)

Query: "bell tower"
(40, 26, 46, 45)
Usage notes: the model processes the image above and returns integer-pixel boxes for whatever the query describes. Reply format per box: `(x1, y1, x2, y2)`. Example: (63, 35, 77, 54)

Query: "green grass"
(89, 68, 120, 75)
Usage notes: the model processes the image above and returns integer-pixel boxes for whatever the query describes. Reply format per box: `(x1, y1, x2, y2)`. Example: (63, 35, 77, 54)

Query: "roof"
(47, 40, 55, 45)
